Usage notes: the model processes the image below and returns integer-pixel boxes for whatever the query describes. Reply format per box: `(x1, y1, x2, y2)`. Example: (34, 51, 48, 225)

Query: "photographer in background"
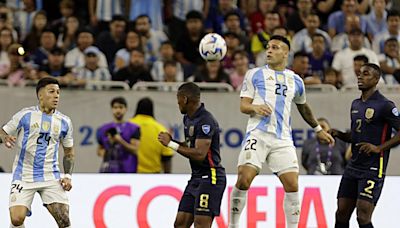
(302, 117, 348, 175)
(96, 97, 141, 173)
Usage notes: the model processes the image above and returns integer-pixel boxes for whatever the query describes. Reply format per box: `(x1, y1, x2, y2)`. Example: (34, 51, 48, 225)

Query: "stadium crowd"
(0, 0, 399, 90)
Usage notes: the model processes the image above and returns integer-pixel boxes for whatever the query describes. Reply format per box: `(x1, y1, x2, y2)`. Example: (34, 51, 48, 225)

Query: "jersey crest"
(202, 125, 211, 135)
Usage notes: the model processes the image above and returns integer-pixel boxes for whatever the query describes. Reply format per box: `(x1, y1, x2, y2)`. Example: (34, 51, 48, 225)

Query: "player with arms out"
(228, 35, 335, 228)
(331, 63, 400, 228)
(158, 82, 226, 228)
(0, 77, 75, 228)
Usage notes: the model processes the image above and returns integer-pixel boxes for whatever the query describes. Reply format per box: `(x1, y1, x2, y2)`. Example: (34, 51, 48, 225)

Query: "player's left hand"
(112, 134, 123, 144)
(357, 142, 380, 155)
(317, 130, 335, 146)
(158, 132, 172, 147)
(60, 177, 72, 191)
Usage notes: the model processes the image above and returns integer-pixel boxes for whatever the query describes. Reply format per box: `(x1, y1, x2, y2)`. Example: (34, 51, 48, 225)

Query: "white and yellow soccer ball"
(199, 33, 227, 61)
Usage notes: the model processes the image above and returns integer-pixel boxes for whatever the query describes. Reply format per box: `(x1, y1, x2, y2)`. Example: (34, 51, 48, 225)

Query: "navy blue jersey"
(183, 103, 225, 181)
(350, 91, 400, 175)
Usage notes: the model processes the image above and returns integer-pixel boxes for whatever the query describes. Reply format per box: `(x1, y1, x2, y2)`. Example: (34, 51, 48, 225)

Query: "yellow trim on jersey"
(211, 168, 217, 185)
(379, 156, 383, 178)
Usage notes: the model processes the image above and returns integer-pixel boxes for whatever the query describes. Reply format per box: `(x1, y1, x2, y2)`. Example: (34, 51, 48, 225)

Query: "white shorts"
(237, 129, 299, 175)
(9, 180, 69, 214)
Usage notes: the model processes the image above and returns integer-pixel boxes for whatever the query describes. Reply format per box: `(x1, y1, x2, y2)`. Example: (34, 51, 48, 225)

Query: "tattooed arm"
(296, 103, 335, 145)
(296, 103, 319, 128)
(60, 147, 75, 191)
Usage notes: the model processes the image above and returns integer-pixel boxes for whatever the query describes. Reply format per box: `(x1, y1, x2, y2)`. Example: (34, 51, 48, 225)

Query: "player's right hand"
(253, 104, 272, 116)
(158, 132, 172, 147)
(317, 130, 335, 146)
(1, 135, 16, 148)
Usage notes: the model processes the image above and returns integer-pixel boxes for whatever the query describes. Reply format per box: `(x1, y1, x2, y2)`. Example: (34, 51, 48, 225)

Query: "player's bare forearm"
(176, 138, 211, 161)
(63, 147, 75, 175)
(296, 103, 319, 128)
(118, 137, 139, 155)
(378, 133, 400, 152)
(240, 97, 255, 114)
(162, 159, 172, 173)
(334, 131, 352, 143)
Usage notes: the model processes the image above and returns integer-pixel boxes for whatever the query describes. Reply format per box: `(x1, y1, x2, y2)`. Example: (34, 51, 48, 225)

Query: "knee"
(356, 209, 371, 225)
(335, 209, 350, 222)
(174, 218, 186, 228)
(283, 181, 298, 192)
(10, 214, 25, 226)
(193, 217, 211, 228)
(236, 174, 252, 190)
(57, 217, 71, 228)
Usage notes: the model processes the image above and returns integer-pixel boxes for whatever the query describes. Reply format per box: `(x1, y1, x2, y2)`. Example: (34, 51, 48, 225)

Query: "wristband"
(167, 141, 179, 151)
(64, 174, 72, 179)
(313, 125, 323, 133)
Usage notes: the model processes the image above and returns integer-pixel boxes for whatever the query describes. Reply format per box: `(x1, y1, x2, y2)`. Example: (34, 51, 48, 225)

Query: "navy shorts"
(178, 176, 226, 217)
(337, 167, 385, 205)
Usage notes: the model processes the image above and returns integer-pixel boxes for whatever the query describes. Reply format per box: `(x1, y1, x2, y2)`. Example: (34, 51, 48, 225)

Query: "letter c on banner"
(137, 186, 182, 228)
(93, 185, 131, 228)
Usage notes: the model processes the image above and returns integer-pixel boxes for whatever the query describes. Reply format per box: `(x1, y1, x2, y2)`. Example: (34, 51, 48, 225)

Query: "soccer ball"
(199, 33, 227, 61)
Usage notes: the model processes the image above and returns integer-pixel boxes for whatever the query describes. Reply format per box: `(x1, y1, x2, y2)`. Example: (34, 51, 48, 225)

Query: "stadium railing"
(305, 84, 338, 92)
(132, 81, 235, 92)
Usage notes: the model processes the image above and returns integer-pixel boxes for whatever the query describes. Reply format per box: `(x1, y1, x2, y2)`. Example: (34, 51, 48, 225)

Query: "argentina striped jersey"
(240, 65, 306, 140)
(3, 106, 73, 182)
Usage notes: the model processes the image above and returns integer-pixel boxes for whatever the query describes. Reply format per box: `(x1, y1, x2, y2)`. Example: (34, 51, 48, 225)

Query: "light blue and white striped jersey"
(3, 106, 73, 182)
(95, 0, 123, 22)
(173, 0, 204, 21)
(240, 65, 306, 140)
(129, 0, 163, 31)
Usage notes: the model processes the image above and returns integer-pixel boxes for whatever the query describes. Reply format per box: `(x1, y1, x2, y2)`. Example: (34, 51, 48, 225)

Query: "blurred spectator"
(50, 0, 75, 36)
(13, 0, 39, 41)
(134, 14, 168, 64)
(128, 0, 163, 32)
(372, 10, 400, 55)
(378, 38, 400, 85)
(229, 50, 250, 91)
(64, 28, 108, 69)
(248, 0, 277, 33)
(205, 0, 248, 34)
(302, 117, 348, 175)
(251, 10, 280, 66)
(56, 15, 80, 51)
(323, 67, 340, 88)
(97, 97, 140, 173)
(72, 46, 112, 90)
(191, 60, 230, 83)
(175, 10, 205, 79)
(114, 30, 143, 72)
(364, 0, 387, 40)
(0, 44, 37, 86)
(224, 11, 250, 54)
(162, 60, 181, 83)
(29, 29, 56, 68)
(0, 166, 4, 172)
(6, 0, 42, 11)
(0, 27, 14, 63)
(287, 0, 313, 36)
(165, 0, 209, 46)
(130, 97, 174, 173)
(38, 47, 73, 86)
(113, 48, 153, 88)
(307, 33, 333, 81)
(222, 32, 242, 73)
(88, 0, 123, 32)
(332, 28, 379, 87)
(327, 0, 367, 38)
(331, 14, 372, 53)
(292, 51, 321, 85)
(95, 15, 127, 70)
(292, 12, 331, 54)
(151, 41, 184, 82)
(22, 10, 47, 53)
(0, 4, 18, 40)
(316, 0, 343, 27)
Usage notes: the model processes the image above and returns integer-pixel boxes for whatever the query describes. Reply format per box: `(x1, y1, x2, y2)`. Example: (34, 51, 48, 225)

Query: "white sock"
(284, 192, 300, 228)
(10, 224, 25, 228)
(228, 186, 248, 228)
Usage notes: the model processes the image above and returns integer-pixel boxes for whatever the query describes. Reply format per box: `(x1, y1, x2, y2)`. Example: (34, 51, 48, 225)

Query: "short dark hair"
(224, 11, 240, 21)
(135, 97, 154, 117)
(384, 37, 399, 45)
(232, 49, 249, 60)
(269, 35, 291, 50)
(362, 63, 382, 79)
(111, 97, 127, 107)
(317, 117, 330, 126)
(293, 51, 308, 59)
(311, 33, 326, 41)
(36, 77, 60, 95)
(178, 82, 200, 100)
(186, 10, 203, 21)
(135, 14, 151, 24)
(387, 10, 400, 21)
(111, 15, 126, 23)
(163, 59, 177, 68)
(353, 55, 369, 64)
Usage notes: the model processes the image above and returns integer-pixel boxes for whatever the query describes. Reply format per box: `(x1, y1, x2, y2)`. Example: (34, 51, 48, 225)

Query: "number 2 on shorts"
(364, 180, 375, 194)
